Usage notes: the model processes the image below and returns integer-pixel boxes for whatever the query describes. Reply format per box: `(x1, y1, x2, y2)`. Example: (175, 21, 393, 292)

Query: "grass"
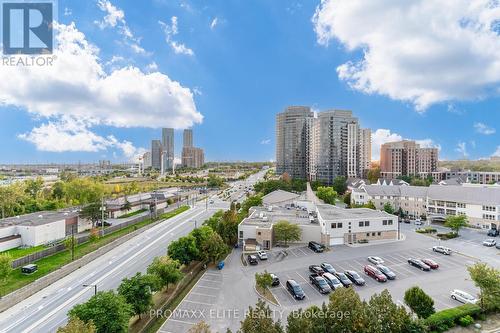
(0, 206, 189, 297)
(118, 209, 147, 219)
(256, 285, 279, 306)
(1, 245, 48, 259)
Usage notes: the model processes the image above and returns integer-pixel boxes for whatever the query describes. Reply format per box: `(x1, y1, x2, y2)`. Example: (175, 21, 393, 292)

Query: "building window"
(331, 223, 336, 229)
(372, 232, 376, 236)
(338, 222, 343, 228)
(457, 203, 466, 208)
(239, 231, 243, 238)
(482, 206, 496, 212)
(383, 220, 387, 226)
(359, 221, 364, 227)
(366, 233, 370, 237)
(377, 232, 381, 236)
(483, 214, 495, 220)
(388, 220, 393, 225)
(257, 232, 261, 236)
(364, 221, 370, 227)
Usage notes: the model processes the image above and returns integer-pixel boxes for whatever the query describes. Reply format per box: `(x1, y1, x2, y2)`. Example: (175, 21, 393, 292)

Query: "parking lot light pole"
(83, 284, 97, 296)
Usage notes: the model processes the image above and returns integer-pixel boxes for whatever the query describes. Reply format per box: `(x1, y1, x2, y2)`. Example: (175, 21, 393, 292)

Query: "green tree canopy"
(0, 254, 12, 284)
(467, 262, 500, 311)
(366, 290, 413, 333)
(240, 299, 284, 333)
(68, 291, 132, 333)
(118, 272, 158, 317)
(332, 176, 347, 195)
(147, 255, 183, 290)
(404, 286, 435, 318)
(444, 215, 468, 235)
(167, 234, 199, 265)
(273, 220, 301, 246)
(383, 202, 395, 214)
(316, 186, 337, 205)
(57, 316, 96, 333)
(255, 271, 273, 290)
(202, 232, 228, 263)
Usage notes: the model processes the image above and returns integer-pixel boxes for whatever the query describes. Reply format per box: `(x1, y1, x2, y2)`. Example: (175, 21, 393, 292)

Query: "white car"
(367, 256, 384, 265)
(483, 239, 496, 247)
(257, 251, 268, 260)
(414, 219, 423, 226)
(450, 290, 478, 304)
(432, 246, 452, 255)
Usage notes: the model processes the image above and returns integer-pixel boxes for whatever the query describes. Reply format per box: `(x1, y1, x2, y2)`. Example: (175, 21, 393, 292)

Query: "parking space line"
(352, 259, 366, 268)
(165, 318, 197, 326)
(190, 292, 217, 298)
(196, 285, 220, 290)
(296, 272, 309, 283)
(203, 272, 221, 277)
(279, 283, 297, 303)
(182, 299, 214, 306)
(297, 247, 308, 256)
(289, 249, 299, 257)
(198, 278, 220, 284)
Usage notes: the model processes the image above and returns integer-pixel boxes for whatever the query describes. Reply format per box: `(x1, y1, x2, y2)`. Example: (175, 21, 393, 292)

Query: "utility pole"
(101, 196, 105, 236)
(71, 224, 75, 261)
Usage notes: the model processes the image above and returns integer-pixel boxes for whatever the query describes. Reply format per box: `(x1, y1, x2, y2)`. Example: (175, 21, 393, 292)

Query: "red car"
(421, 258, 439, 269)
(364, 265, 387, 282)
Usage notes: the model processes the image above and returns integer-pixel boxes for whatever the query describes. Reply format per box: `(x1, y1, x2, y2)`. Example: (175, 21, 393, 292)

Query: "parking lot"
(159, 271, 223, 333)
(267, 245, 477, 309)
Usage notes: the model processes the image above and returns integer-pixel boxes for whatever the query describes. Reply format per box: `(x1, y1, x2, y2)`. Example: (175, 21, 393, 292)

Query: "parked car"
(322, 272, 343, 290)
(364, 265, 387, 282)
(286, 279, 305, 300)
(96, 220, 112, 227)
(257, 251, 268, 260)
(450, 289, 478, 304)
(309, 274, 332, 294)
(333, 272, 352, 287)
(432, 245, 452, 255)
(367, 256, 384, 265)
(247, 255, 258, 265)
(496, 242, 500, 250)
(483, 239, 497, 247)
(487, 229, 499, 237)
(421, 258, 439, 269)
(308, 241, 325, 253)
(320, 262, 336, 274)
(404, 218, 411, 224)
(309, 265, 325, 275)
(408, 258, 431, 271)
(376, 264, 396, 280)
(415, 219, 423, 226)
(345, 270, 365, 286)
(270, 273, 280, 287)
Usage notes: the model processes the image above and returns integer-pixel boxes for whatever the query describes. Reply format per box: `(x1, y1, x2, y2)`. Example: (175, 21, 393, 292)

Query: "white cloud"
(312, 0, 500, 111)
(146, 62, 159, 72)
(159, 17, 195, 56)
(64, 7, 72, 16)
(371, 129, 441, 161)
(371, 129, 402, 161)
(474, 122, 496, 135)
(95, 0, 145, 54)
(210, 17, 219, 30)
(455, 142, 468, 158)
(493, 146, 500, 157)
(260, 139, 271, 145)
(1, 23, 202, 158)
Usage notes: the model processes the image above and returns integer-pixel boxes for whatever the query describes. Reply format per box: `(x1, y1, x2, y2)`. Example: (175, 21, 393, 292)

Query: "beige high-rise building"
(182, 147, 205, 168)
(380, 140, 438, 179)
(183, 129, 193, 148)
(358, 128, 371, 178)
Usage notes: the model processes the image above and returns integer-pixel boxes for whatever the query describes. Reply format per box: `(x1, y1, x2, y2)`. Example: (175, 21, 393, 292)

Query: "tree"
(191, 226, 215, 254)
(240, 299, 284, 333)
(121, 199, 132, 212)
(68, 291, 132, 333)
(167, 235, 199, 265)
(24, 177, 44, 198)
(0, 254, 12, 284)
(444, 215, 468, 235)
(332, 176, 347, 195)
(51, 181, 66, 200)
(367, 167, 381, 184)
(383, 202, 395, 214)
(324, 287, 368, 332)
(343, 192, 351, 207)
(255, 271, 273, 290)
(316, 186, 337, 205)
(188, 321, 212, 333)
(147, 255, 183, 291)
(202, 233, 228, 263)
(118, 272, 158, 317)
(79, 201, 103, 228)
(57, 316, 96, 333)
(366, 290, 413, 333)
(467, 263, 500, 311)
(364, 201, 376, 210)
(404, 286, 435, 318)
(273, 221, 301, 246)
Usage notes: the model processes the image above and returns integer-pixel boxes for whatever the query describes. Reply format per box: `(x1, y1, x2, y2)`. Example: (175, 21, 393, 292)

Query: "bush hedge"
(424, 304, 481, 332)
(416, 227, 437, 234)
(436, 232, 458, 240)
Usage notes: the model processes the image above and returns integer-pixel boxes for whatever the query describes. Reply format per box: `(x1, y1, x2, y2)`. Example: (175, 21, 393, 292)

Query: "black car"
(309, 265, 325, 275)
(320, 262, 336, 274)
(308, 241, 324, 253)
(247, 255, 258, 265)
(487, 229, 499, 237)
(408, 258, 430, 271)
(309, 274, 331, 294)
(333, 272, 352, 287)
(96, 221, 112, 227)
(345, 270, 365, 286)
(286, 279, 305, 300)
(376, 264, 396, 280)
(271, 274, 280, 287)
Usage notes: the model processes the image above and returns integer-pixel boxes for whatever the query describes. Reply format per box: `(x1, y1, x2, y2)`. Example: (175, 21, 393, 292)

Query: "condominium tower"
(181, 128, 205, 168)
(276, 107, 371, 184)
(380, 140, 438, 179)
(161, 128, 174, 171)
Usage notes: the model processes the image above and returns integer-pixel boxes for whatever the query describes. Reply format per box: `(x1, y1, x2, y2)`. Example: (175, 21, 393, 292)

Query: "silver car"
(432, 246, 452, 255)
(450, 289, 478, 304)
(322, 272, 343, 290)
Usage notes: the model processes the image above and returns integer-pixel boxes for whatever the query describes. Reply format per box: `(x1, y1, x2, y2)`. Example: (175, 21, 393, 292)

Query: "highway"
(0, 199, 228, 333)
(0, 169, 267, 332)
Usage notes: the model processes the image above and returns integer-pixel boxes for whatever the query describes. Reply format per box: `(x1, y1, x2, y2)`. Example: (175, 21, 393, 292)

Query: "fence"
(11, 208, 166, 268)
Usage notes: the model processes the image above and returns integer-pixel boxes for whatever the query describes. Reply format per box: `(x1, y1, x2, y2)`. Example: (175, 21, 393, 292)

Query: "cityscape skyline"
(0, 1, 499, 164)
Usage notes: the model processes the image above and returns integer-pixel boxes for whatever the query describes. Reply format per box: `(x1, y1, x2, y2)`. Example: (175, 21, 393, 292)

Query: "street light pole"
(101, 196, 105, 237)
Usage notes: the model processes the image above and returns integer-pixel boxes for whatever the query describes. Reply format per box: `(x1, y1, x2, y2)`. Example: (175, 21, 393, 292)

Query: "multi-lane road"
(0, 199, 228, 332)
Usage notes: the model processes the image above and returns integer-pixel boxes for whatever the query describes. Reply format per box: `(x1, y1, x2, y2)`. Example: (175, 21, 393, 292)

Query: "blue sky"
(0, 0, 499, 164)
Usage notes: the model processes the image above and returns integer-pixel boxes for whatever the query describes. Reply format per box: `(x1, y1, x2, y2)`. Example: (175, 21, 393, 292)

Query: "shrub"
(436, 232, 458, 239)
(424, 304, 481, 332)
(458, 315, 474, 327)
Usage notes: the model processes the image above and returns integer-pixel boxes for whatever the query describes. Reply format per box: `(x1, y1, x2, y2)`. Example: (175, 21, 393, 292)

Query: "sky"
(0, 0, 499, 164)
